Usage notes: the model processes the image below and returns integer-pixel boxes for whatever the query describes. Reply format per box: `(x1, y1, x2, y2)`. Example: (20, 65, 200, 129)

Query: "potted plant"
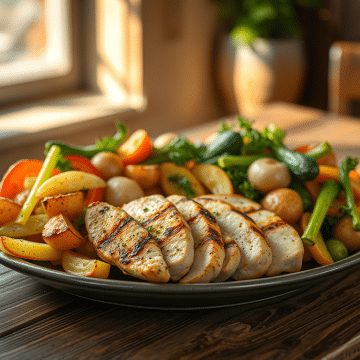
(212, 0, 324, 116)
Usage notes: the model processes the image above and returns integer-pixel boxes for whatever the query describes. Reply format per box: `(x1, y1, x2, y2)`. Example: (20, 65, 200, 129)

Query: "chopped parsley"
(225, 166, 261, 201)
(168, 175, 196, 198)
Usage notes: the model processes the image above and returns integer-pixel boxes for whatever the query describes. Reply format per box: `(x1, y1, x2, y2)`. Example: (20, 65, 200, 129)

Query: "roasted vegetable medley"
(0, 118, 360, 282)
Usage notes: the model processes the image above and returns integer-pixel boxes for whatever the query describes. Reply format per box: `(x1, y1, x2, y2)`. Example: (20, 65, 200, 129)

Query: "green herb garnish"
(218, 120, 235, 133)
(44, 121, 128, 160)
(168, 175, 196, 198)
(224, 166, 260, 201)
(144, 137, 205, 166)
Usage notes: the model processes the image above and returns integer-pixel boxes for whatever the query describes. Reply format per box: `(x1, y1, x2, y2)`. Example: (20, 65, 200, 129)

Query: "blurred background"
(0, 0, 359, 173)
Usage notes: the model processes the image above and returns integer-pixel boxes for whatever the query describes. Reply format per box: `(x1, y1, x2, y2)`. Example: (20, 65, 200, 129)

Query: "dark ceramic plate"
(1, 250, 360, 309)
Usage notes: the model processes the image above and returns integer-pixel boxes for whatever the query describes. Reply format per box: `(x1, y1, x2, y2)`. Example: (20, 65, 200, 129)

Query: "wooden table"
(2, 102, 360, 360)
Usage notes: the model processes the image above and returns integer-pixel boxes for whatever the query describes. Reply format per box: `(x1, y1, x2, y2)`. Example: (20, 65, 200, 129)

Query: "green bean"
(326, 238, 348, 262)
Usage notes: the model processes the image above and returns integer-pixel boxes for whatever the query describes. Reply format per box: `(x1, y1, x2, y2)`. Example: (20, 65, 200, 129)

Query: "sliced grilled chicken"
(204, 194, 304, 276)
(213, 232, 241, 282)
(123, 195, 194, 281)
(167, 195, 225, 283)
(85, 202, 170, 283)
(195, 197, 272, 280)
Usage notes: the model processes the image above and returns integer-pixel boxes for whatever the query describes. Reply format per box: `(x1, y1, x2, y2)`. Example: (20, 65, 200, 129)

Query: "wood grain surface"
(2, 262, 360, 360)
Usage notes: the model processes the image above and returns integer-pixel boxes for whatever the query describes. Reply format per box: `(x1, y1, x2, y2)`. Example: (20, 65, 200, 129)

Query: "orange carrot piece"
(294, 144, 312, 153)
(300, 212, 334, 266)
(316, 165, 360, 200)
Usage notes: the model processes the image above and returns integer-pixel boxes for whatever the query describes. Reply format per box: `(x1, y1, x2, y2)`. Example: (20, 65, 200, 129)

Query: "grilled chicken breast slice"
(85, 202, 170, 283)
(213, 232, 241, 282)
(167, 195, 225, 283)
(205, 194, 304, 276)
(123, 195, 194, 281)
(195, 197, 272, 280)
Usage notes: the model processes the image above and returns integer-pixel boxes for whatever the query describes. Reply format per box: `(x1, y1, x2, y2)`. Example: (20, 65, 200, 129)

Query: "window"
(0, 0, 144, 151)
(0, 0, 76, 104)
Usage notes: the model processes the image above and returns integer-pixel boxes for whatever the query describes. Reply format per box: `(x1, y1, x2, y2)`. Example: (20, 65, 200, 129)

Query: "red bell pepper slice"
(117, 129, 153, 165)
(64, 155, 106, 206)
(0, 159, 60, 200)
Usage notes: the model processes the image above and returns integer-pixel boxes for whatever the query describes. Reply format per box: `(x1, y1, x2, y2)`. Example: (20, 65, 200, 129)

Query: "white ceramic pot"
(216, 35, 306, 117)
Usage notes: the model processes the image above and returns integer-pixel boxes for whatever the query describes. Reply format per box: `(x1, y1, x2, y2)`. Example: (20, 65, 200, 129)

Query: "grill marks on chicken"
(84, 190, 304, 283)
(123, 195, 194, 281)
(196, 197, 272, 280)
(167, 195, 225, 283)
(85, 202, 170, 283)
(203, 194, 304, 276)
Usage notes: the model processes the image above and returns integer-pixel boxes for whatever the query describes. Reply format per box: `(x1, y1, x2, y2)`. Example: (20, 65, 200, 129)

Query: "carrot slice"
(294, 144, 337, 167)
(300, 212, 334, 266)
(304, 178, 349, 215)
(117, 129, 153, 165)
(317, 165, 360, 182)
(65, 155, 105, 206)
(0, 160, 60, 200)
(316, 165, 360, 200)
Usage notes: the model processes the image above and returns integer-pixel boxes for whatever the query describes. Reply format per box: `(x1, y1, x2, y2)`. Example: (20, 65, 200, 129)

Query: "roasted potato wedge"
(41, 192, 85, 221)
(0, 235, 63, 261)
(35, 171, 107, 198)
(191, 164, 233, 194)
(0, 214, 49, 237)
(62, 250, 111, 279)
(42, 214, 85, 251)
(159, 162, 206, 197)
(0, 197, 22, 225)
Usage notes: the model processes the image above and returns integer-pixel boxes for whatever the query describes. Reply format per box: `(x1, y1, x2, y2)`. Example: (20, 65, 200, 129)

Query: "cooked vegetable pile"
(0, 118, 360, 282)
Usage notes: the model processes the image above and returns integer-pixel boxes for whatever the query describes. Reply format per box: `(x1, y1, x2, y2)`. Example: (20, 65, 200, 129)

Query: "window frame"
(0, 0, 145, 152)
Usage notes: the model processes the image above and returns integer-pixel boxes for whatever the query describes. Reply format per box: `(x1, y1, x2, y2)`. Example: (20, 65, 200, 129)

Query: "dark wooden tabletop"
(2, 102, 360, 360)
(3, 262, 360, 360)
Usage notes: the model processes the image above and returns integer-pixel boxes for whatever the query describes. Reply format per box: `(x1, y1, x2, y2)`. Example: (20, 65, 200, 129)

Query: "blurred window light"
(0, 0, 71, 87)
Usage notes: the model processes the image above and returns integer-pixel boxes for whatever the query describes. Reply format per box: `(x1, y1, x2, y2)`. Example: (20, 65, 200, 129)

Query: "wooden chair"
(328, 41, 360, 115)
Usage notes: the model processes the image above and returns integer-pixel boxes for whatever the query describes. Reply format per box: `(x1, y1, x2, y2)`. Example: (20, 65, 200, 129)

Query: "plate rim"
(1, 250, 360, 296)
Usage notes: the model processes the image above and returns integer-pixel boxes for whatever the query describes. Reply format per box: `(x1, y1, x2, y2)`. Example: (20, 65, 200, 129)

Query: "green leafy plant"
(212, 0, 323, 45)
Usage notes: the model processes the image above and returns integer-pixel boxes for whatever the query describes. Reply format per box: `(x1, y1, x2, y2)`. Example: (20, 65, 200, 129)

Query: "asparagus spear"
(301, 179, 341, 246)
(15, 145, 60, 225)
